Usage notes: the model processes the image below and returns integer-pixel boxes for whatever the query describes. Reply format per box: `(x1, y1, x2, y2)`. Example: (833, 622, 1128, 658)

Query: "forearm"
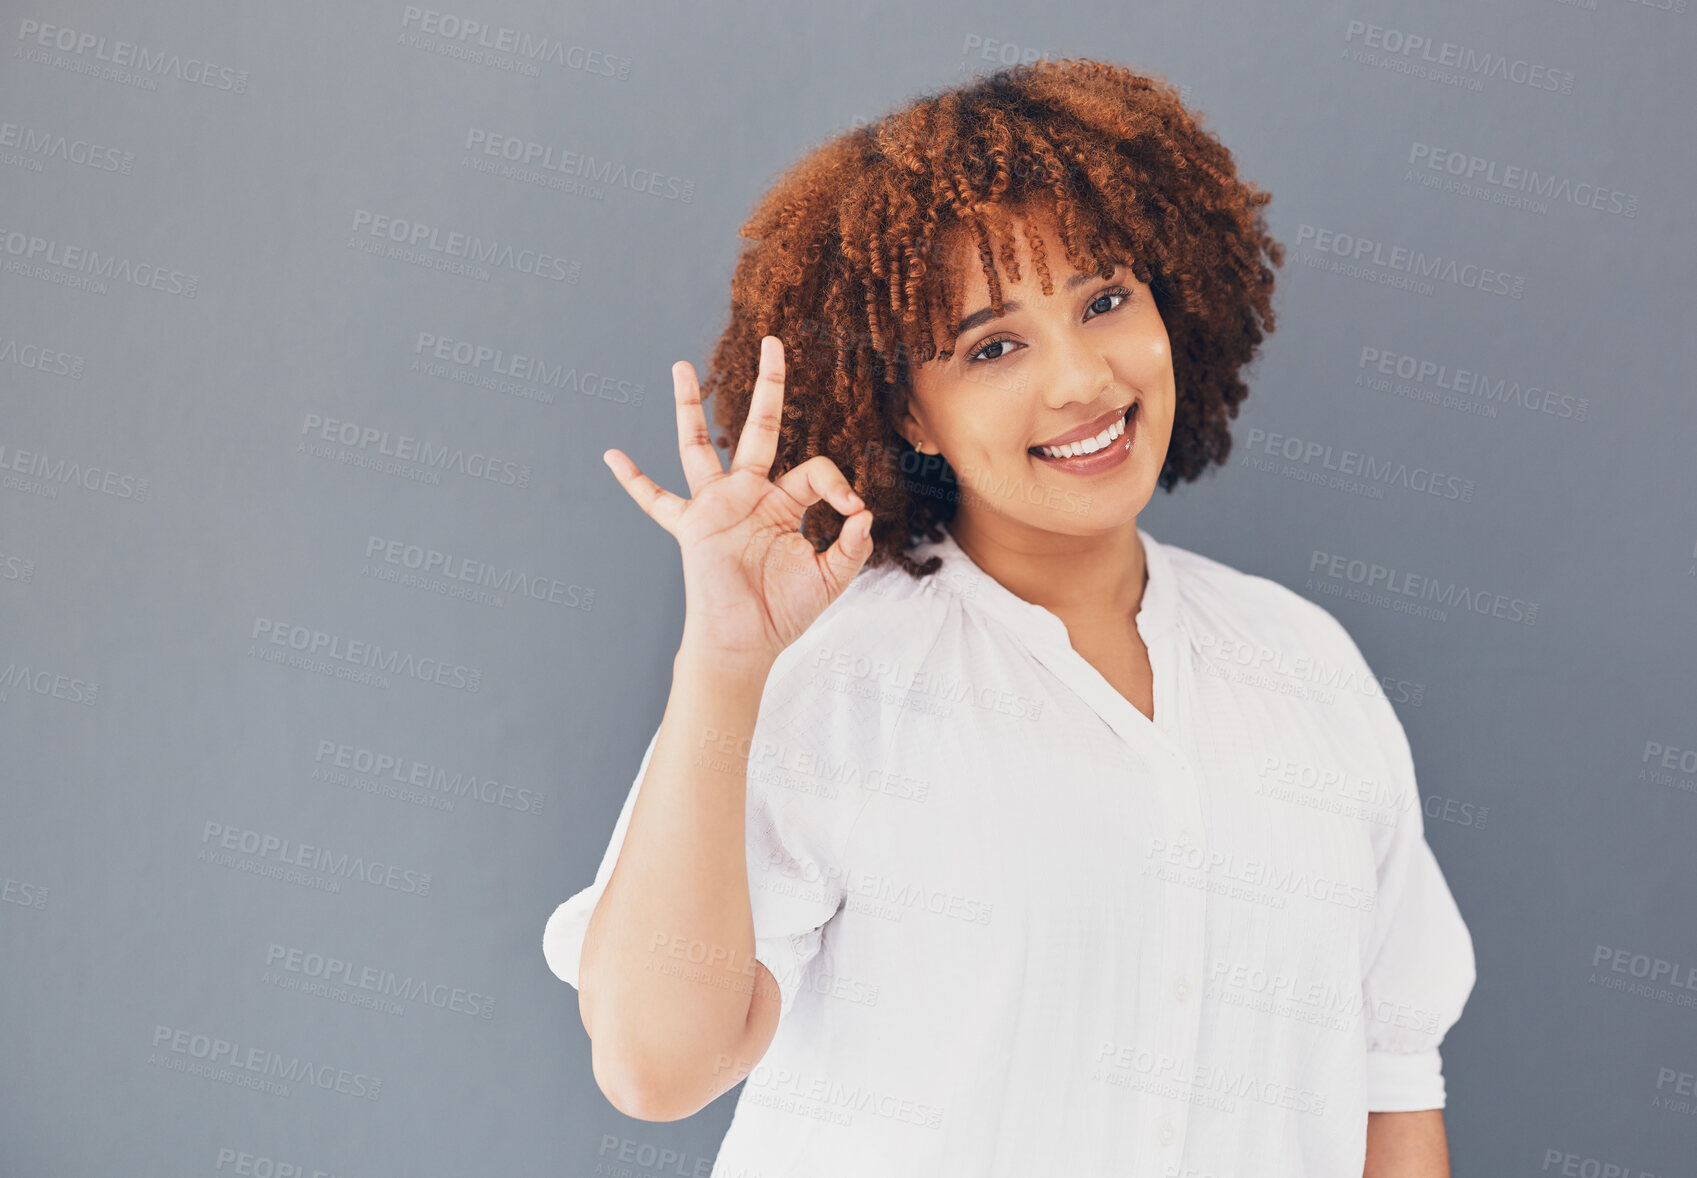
(1363, 1109, 1450, 1178)
(578, 641, 777, 1113)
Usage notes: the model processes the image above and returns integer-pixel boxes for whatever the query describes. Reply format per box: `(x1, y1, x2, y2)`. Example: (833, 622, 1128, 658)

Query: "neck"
(946, 509, 1149, 626)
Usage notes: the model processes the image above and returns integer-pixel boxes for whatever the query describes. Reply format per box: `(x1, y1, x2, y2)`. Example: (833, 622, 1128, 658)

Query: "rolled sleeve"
(739, 654, 867, 1016)
(1355, 663, 1478, 1112)
(541, 724, 663, 988)
(1365, 1044, 1446, 1112)
(751, 926, 828, 1020)
(541, 887, 596, 989)
(541, 645, 863, 1024)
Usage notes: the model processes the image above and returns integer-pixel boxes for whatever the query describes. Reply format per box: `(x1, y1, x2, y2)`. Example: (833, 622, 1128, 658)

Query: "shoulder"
(1159, 537, 1370, 674)
(767, 557, 959, 680)
(1161, 537, 1412, 791)
(745, 561, 956, 828)
(756, 557, 959, 731)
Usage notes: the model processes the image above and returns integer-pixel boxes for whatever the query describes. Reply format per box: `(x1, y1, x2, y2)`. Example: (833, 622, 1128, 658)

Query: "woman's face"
(898, 204, 1176, 545)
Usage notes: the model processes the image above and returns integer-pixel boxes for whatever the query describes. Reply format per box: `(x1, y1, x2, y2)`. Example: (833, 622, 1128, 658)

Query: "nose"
(1037, 332, 1117, 413)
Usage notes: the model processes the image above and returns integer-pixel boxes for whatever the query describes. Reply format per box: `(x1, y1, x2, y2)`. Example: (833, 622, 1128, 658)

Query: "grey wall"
(2, 1, 1692, 1174)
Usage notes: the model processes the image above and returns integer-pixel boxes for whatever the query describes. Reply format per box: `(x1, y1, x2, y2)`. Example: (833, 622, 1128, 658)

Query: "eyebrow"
(951, 265, 1122, 341)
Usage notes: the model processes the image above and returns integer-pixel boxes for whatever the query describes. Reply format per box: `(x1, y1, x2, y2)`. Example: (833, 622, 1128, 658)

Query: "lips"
(1029, 402, 1135, 456)
(1028, 402, 1137, 475)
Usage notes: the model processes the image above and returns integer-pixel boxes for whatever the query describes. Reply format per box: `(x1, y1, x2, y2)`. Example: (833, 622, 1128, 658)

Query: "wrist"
(673, 635, 776, 686)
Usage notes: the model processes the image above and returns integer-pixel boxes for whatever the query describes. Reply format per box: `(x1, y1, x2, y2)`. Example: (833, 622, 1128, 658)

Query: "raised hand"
(602, 335, 875, 674)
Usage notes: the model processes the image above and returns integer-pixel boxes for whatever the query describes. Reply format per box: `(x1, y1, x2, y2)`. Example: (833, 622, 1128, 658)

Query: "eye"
(968, 333, 1017, 364)
(965, 285, 1136, 364)
(1086, 287, 1134, 318)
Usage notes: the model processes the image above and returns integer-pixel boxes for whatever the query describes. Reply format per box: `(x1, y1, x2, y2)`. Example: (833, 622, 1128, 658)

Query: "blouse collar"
(907, 523, 1180, 650)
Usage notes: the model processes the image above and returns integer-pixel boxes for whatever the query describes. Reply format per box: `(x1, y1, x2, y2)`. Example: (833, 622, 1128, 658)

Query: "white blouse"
(544, 525, 1476, 1177)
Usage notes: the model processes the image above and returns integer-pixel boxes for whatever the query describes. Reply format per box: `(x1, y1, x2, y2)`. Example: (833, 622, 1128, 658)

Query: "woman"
(543, 59, 1476, 1177)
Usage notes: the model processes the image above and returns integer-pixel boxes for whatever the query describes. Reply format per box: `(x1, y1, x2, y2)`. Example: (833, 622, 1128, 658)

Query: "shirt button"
(1159, 1120, 1176, 1145)
(1173, 978, 1190, 1001)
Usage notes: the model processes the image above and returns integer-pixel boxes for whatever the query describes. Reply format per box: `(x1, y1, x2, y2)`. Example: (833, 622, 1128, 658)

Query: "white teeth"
(1035, 406, 1131, 459)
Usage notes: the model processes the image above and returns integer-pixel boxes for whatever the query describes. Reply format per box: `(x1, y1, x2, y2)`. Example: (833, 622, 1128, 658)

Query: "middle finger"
(729, 335, 786, 478)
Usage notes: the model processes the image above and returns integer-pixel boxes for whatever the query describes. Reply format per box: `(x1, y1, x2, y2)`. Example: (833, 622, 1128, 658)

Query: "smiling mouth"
(1029, 403, 1136, 459)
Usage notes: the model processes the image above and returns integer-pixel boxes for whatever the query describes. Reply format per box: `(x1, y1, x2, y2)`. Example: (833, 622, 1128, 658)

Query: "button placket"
(1140, 743, 1208, 1167)
(1153, 747, 1205, 1166)
(941, 527, 1215, 1163)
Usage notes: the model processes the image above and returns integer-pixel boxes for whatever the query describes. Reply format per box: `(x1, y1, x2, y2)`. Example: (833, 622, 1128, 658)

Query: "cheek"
(954, 414, 1031, 461)
(1147, 403, 1174, 444)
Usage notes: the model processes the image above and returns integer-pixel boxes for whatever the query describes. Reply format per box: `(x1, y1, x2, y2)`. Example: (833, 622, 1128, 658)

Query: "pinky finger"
(604, 448, 686, 535)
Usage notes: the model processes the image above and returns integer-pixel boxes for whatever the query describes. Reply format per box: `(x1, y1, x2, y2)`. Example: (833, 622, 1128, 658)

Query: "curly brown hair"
(702, 57, 1285, 580)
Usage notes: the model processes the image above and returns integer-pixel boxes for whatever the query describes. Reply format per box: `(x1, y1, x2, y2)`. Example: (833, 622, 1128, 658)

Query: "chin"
(1022, 479, 1151, 536)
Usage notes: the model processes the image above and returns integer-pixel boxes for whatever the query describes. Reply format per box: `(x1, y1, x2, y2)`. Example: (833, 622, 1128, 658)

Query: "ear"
(894, 398, 930, 453)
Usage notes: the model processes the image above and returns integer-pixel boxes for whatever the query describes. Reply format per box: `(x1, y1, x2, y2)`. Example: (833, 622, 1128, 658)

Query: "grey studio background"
(1, 0, 1693, 1174)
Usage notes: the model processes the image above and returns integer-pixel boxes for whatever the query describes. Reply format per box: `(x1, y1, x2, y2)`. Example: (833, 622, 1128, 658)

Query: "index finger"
(729, 335, 786, 478)
(672, 359, 725, 496)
